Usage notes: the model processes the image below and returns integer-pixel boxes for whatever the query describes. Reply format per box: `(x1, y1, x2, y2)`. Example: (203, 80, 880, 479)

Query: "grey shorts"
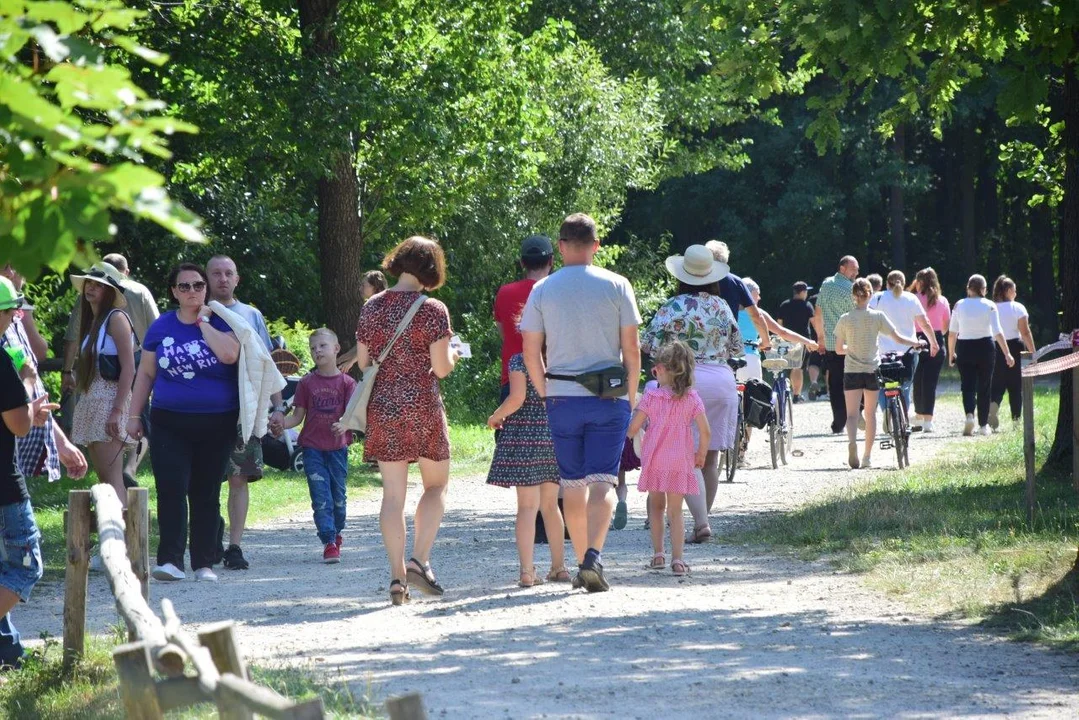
(0, 500, 43, 603)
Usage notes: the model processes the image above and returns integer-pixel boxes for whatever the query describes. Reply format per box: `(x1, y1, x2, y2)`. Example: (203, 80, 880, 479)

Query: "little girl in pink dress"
(626, 340, 711, 576)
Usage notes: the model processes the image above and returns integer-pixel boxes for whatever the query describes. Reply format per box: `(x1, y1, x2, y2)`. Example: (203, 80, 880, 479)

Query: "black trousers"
(825, 351, 846, 432)
(956, 338, 996, 427)
(912, 331, 946, 416)
(991, 338, 1025, 420)
(150, 407, 238, 571)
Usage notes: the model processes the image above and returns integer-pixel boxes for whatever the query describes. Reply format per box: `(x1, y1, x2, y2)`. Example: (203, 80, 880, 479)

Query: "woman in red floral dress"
(355, 236, 458, 605)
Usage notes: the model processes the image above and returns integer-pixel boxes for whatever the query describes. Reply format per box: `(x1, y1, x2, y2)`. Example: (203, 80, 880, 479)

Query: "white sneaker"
(152, 563, 185, 581)
(988, 402, 1000, 430)
(194, 567, 218, 582)
(922, 419, 933, 433)
(979, 425, 992, 436)
(963, 414, 976, 436)
(860, 456, 872, 469)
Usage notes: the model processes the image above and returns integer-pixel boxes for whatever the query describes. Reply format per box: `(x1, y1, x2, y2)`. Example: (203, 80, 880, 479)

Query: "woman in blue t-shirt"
(126, 263, 240, 583)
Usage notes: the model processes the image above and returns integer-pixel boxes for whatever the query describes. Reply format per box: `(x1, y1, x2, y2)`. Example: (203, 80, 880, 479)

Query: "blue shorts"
(545, 396, 631, 486)
(0, 500, 43, 603)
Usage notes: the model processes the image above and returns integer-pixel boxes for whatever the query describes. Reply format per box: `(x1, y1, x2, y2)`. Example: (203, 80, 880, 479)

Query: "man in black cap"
(776, 281, 815, 402)
(494, 234, 554, 402)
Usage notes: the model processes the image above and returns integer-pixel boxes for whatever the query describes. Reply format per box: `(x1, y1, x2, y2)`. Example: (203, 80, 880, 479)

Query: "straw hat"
(664, 245, 730, 286)
(70, 262, 128, 308)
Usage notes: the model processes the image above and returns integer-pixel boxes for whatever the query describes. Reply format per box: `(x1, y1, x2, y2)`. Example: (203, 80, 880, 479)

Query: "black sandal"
(389, 579, 410, 605)
(406, 557, 445, 596)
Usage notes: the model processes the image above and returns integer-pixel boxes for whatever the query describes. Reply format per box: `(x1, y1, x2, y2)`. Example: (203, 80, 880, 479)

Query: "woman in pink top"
(626, 341, 710, 577)
(909, 267, 950, 432)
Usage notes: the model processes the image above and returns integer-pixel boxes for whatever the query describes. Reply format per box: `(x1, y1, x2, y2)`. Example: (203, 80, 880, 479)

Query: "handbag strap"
(375, 294, 427, 366)
(97, 308, 139, 352)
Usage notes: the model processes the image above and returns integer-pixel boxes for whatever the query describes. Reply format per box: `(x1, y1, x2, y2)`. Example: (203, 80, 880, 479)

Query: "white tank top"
(80, 309, 135, 355)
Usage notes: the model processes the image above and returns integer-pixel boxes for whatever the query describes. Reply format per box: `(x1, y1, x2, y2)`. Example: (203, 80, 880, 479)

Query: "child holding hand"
(626, 341, 710, 577)
(277, 329, 356, 563)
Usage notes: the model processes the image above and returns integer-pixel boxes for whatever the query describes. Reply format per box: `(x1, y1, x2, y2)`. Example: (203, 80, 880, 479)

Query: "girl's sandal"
(671, 560, 690, 577)
(389, 579, 410, 605)
(546, 567, 572, 583)
(646, 554, 666, 570)
(407, 557, 445, 597)
(518, 567, 546, 588)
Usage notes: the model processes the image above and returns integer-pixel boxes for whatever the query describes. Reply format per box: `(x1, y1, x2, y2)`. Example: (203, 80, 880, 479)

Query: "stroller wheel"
(291, 451, 305, 473)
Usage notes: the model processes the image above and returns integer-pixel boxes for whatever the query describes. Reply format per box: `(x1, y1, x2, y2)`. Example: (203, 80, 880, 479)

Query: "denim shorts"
(0, 500, 44, 603)
(545, 396, 631, 486)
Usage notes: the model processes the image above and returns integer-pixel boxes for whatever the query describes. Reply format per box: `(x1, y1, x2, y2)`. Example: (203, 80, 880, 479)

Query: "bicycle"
(722, 355, 747, 483)
(761, 338, 796, 469)
(876, 349, 916, 469)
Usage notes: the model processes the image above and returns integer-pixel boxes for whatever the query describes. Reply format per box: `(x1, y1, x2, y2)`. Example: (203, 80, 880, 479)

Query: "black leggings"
(912, 331, 946, 416)
(150, 407, 238, 570)
(825, 351, 847, 433)
(991, 338, 1024, 420)
(955, 338, 996, 427)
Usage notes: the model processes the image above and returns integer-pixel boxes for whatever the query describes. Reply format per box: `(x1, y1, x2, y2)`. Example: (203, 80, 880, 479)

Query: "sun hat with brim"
(664, 244, 730, 286)
(70, 262, 128, 309)
(0, 276, 30, 311)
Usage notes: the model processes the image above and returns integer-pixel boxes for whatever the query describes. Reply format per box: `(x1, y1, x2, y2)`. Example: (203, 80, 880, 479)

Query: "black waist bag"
(546, 366, 628, 398)
(742, 378, 774, 429)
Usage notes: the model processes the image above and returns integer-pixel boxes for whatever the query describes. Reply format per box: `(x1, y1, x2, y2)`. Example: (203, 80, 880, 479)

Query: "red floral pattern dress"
(356, 291, 452, 463)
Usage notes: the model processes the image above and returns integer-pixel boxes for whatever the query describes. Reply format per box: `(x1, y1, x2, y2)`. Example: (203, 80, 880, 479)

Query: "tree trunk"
(889, 125, 907, 270)
(297, 0, 365, 349)
(978, 136, 1000, 281)
(1047, 50, 1078, 469)
(960, 124, 978, 276)
(1030, 201, 1057, 342)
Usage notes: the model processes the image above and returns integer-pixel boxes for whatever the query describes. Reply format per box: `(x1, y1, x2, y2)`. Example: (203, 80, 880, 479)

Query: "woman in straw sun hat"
(641, 244, 743, 546)
(69, 262, 137, 509)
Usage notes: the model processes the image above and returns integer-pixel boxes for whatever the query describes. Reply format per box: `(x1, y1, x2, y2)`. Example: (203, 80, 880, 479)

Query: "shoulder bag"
(97, 309, 141, 383)
(340, 294, 427, 433)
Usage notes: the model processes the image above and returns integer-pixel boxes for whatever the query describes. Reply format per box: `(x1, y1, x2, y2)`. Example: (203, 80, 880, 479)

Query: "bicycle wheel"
(725, 412, 742, 482)
(898, 399, 911, 467)
(889, 400, 905, 469)
(781, 384, 794, 464)
(768, 420, 779, 469)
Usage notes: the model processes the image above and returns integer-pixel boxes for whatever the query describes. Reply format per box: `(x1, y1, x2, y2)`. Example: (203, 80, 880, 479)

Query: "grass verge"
(733, 389, 1079, 648)
(0, 627, 380, 719)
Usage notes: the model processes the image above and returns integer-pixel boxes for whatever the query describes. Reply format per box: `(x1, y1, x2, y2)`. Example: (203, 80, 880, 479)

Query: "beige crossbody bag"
(339, 294, 427, 433)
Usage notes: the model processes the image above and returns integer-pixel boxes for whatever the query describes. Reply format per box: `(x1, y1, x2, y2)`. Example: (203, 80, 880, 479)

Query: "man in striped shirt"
(813, 255, 860, 433)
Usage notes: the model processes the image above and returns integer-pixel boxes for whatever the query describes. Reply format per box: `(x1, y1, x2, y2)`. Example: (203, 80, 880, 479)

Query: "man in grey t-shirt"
(207, 255, 284, 571)
(520, 213, 641, 593)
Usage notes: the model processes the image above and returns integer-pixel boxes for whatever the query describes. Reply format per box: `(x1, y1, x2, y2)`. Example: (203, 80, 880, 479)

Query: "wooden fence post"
(386, 693, 427, 720)
(113, 641, 165, 720)
(126, 487, 150, 607)
(1022, 352, 1036, 528)
(63, 489, 92, 672)
(198, 621, 253, 720)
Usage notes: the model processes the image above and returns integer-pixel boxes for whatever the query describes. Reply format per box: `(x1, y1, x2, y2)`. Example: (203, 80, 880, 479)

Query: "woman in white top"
(834, 278, 922, 470)
(69, 262, 136, 508)
(990, 276, 1036, 426)
(948, 274, 1014, 436)
(869, 270, 939, 417)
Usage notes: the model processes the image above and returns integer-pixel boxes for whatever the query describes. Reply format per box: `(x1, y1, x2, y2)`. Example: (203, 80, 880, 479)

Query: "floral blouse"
(641, 293, 744, 365)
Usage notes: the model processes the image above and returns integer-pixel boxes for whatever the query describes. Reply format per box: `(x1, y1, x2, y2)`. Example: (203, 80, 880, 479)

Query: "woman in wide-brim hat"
(639, 244, 743, 548)
(69, 261, 136, 509)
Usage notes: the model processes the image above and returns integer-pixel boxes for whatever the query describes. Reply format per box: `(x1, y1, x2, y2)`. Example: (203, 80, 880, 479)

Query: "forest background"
(2, 0, 1077, 463)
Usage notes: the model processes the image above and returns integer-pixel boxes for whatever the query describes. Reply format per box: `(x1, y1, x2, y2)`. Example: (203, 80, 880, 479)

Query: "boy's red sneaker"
(323, 542, 340, 564)
(335, 534, 343, 548)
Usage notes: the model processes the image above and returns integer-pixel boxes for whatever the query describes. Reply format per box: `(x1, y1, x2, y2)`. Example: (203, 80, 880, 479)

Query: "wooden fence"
(64, 485, 431, 719)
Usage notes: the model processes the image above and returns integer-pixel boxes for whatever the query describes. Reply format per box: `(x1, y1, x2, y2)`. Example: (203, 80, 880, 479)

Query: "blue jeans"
(0, 499, 43, 666)
(878, 352, 919, 414)
(303, 448, 348, 545)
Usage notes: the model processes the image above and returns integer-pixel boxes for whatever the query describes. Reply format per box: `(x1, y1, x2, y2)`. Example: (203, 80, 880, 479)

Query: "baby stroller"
(260, 338, 305, 473)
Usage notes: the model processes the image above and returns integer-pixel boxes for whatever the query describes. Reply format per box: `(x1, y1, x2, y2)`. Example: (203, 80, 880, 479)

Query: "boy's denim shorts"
(0, 499, 44, 603)
(545, 396, 631, 487)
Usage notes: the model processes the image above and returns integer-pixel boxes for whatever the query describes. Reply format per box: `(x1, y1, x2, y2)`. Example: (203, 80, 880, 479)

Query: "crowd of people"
(0, 222, 1041, 663)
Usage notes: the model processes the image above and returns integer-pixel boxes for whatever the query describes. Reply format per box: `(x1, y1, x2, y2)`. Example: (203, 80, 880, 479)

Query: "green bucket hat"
(0, 276, 28, 311)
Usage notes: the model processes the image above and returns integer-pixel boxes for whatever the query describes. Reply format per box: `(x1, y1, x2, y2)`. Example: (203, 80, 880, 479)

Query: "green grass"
(29, 424, 493, 580)
(0, 627, 380, 719)
(733, 389, 1079, 648)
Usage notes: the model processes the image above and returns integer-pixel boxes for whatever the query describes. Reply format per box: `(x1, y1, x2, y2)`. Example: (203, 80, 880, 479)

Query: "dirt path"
(25, 397, 1079, 718)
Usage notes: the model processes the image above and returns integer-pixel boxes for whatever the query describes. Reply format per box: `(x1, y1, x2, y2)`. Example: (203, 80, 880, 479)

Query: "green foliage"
(266, 317, 315, 372)
(0, 0, 203, 280)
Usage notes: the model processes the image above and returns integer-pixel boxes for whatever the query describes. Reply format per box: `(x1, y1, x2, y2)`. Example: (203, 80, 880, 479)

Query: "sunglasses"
(174, 281, 207, 292)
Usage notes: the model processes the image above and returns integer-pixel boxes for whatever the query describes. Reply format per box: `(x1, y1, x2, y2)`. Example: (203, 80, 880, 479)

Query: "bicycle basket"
(878, 360, 910, 384)
(742, 378, 774, 429)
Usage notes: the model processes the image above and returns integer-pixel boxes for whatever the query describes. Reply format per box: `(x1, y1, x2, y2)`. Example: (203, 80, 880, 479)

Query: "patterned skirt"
(486, 404, 560, 487)
(71, 375, 133, 446)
